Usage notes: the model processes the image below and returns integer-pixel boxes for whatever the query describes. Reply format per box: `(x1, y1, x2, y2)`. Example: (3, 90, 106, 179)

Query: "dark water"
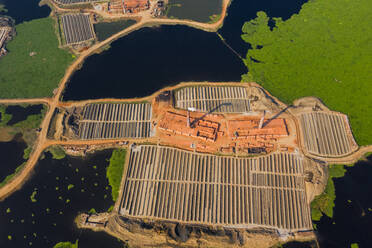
(62, 0, 308, 101)
(0, 150, 125, 248)
(0, 0, 50, 24)
(219, 0, 308, 56)
(62, 25, 246, 100)
(6, 104, 43, 125)
(0, 133, 26, 182)
(314, 156, 372, 248)
(283, 240, 317, 248)
(167, 0, 222, 23)
(95, 20, 137, 42)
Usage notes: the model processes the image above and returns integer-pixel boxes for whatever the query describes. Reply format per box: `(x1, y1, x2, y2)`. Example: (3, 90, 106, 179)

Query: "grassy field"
(46, 145, 66, 160)
(241, 0, 372, 145)
(0, 17, 74, 98)
(0, 105, 12, 127)
(106, 149, 127, 202)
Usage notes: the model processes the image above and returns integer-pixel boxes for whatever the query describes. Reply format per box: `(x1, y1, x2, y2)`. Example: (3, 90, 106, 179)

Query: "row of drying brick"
(120, 145, 311, 231)
(81, 103, 152, 122)
(78, 121, 151, 139)
(61, 14, 95, 45)
(55, 0, 96, 5)
(121, 180, 311, 231)
(175, 86, 251, 113)
(125, 146, 305, 185)
(299, 112, 356, 157)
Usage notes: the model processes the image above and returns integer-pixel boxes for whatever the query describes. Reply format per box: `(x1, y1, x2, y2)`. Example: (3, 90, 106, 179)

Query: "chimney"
(258, 110, 266, 129)
(187, 110, 190, 128)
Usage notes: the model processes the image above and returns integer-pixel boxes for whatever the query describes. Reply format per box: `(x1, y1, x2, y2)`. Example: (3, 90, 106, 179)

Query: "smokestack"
(187, 111, 190, 128)
(258, 110, 266, 129)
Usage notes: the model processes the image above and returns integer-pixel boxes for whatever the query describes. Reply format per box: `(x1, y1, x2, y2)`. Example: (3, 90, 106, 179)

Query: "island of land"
(0, 0, 371, 247)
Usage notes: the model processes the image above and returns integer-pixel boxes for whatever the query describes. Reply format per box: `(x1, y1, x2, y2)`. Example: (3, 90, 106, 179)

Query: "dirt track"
(0, 98, 52, 105)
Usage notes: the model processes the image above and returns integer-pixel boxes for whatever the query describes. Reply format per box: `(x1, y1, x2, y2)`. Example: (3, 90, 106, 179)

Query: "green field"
(0, 17, 74, 98)
(106, 149, 127, 202)
(241, 0, 372, 145)
(53, 240, 78, 248)
(311, 164, 346, 221)
(94, 20, 136, 42)
(167, 0, 222, 23)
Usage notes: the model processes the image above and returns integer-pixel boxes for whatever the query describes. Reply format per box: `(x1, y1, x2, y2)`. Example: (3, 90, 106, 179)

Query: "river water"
(314, 156, 372, 248)
(0, 0, 50, 24)
(0, 150, 125, 248)
(0, 133, 27, 182)
(62, 24, 246, 100)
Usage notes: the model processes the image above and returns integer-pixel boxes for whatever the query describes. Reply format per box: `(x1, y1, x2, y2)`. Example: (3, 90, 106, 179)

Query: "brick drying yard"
(61, 82, 358, 244)
(61, 13, 95, 45)
(120, 145, 312, 231)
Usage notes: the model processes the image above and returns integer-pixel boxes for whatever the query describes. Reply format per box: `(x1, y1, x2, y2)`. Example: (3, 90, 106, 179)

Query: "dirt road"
(0, 98, 52, 105)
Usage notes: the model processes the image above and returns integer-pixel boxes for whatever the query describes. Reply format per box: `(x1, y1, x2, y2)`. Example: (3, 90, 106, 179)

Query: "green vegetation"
(0, 17, 74, 98)
(209, 14, 221, 23)
(107, 205, 114, 213)
(94, 20, 136, 41)
(23, 146, 32, 159)
(0, 104, 48, 189)
(0, 105, 11, 126)
(0, 104, 47, 166)
(311, 164, 347, 221)
(88, 208, 97, 214)
(30, 190, 37, 202)
(46, 146, 66, 160)
(0, 163, 25, 187)
(351, 244, 359, 248)
(0, 104, 46, 129)
(7, 235, 12, 240)
(53, 240, 79, 248)
(106, 149, 127, 202)
(6, 208, 11, 213)
(13, 106, 47, 130)
(0, 4, 7, 13)
(241, 0, 372, 145)
(67, 184, 74, 190)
